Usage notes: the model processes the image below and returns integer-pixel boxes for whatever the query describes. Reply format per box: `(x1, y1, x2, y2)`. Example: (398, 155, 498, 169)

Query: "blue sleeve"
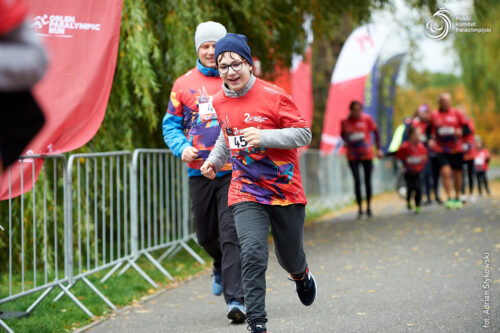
(162, 111, 191, 158)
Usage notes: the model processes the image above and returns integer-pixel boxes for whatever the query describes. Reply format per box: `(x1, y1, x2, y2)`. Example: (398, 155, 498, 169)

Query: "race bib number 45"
(228, 135, 253, 150)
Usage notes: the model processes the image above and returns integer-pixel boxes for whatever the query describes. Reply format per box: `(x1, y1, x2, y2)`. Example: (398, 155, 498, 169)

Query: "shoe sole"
(227, 307, 246, 323)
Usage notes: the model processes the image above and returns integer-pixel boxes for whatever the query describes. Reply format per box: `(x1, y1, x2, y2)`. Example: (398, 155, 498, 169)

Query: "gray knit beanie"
(194, 21, 227, 51)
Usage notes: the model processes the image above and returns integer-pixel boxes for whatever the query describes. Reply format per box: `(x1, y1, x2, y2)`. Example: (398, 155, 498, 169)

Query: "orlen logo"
(32, 14, 101, 38)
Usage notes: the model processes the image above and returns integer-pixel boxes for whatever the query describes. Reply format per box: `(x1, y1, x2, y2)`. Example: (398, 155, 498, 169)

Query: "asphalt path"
(82, 183, 500, 333)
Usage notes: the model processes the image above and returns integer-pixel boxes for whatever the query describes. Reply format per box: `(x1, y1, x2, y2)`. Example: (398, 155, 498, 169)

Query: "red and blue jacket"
(162, 60, 232, 178)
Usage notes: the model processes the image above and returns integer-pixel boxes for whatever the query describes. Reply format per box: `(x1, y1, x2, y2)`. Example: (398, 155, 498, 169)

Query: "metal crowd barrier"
(299, 149, 396, 214)
(52, 151, 168, 315)
(0, 154, 88, 332)
(111, 149, 204, 286)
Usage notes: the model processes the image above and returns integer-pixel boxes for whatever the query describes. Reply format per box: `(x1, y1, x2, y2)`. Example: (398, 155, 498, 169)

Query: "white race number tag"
(474, 157, 485, 166)
(437, 126, 455, 136)
(198, 96, 217, 118)
(348, 132, 365, 142)
(228, 135, 253, 150)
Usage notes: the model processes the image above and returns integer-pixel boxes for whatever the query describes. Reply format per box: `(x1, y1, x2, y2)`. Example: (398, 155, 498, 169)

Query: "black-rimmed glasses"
(218, 59, 246, 74)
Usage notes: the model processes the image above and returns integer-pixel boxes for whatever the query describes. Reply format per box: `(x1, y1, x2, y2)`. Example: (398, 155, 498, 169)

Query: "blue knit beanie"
(214, 33, 254, 66)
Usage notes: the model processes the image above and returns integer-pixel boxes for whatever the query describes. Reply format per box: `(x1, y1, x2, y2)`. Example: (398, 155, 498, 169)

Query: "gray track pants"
(231, 201, 308, 325)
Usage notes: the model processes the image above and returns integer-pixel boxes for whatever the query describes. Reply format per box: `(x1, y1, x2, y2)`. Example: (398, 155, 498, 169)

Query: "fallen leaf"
(412, 246, 419, 252)
(408, 323, 416, 327)
(147, 288, 155, 294)
(135, 309, 152, 314)
(472, 227, 482, 233)
(337, 277, 342, 282)
(367, 289, 378, 293)
(331, 295, 340, 299)
(266, 288, 272, 292)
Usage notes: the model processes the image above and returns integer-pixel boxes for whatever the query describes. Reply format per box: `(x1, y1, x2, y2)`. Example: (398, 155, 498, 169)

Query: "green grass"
(305, 206, 333, 222)
(0, 240, 211, 333)
(489, 155, 500, 168)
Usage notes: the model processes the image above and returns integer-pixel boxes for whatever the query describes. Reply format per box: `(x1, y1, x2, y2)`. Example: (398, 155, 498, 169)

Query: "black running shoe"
(248, 323, 267, 333)
(291, 268, 317, 306)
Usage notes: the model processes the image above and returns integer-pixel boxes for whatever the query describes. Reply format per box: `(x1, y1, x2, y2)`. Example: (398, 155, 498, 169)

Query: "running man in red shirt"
(201, 33, 315, 333)
(162, 22, 245, 322)
(396, 126, 428, 214)
(474, 137, 491, 196)
(428, 93, 470, 209)
(340, 101, 383, 218)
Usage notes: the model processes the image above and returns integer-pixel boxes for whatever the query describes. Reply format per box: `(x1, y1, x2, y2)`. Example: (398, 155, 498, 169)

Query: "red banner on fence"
(0, 0, 123, 200)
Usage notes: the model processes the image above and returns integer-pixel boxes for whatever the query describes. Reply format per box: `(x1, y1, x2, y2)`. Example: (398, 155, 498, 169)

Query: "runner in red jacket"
(428, 93, 470, 209)
(411, 103, 437, 204)
(474, 138, 491, 196)
(340, 101, 383, 218)
(201, 33, 315, 333)
(396, 126, 428, 214)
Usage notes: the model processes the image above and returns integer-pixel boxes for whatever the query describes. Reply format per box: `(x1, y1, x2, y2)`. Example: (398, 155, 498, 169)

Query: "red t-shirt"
(0, 0, 28, 35)
(411, 117, 430, 145)
(396, 141, 428, 174)
(429, 108, 467, 154)
(462, 117, 476, 161)
(212, 78, 308, 206)
(474, 148, 490, 172)
(341, 113, 377, 161)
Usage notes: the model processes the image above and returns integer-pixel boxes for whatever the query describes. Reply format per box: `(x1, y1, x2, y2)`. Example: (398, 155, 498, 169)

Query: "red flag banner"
(0, 0, 123, 200)
(292, 46, 313, 129)
(320, 25, 388, 155)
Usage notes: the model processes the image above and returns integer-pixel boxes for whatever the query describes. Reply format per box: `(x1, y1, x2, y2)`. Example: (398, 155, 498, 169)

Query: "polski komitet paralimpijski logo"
(425, 8, 452, 40)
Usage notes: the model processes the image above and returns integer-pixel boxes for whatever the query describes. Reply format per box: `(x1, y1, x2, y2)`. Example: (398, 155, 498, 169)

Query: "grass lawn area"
(0, 240, 211, 333)
(489, 154, 500, 168)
